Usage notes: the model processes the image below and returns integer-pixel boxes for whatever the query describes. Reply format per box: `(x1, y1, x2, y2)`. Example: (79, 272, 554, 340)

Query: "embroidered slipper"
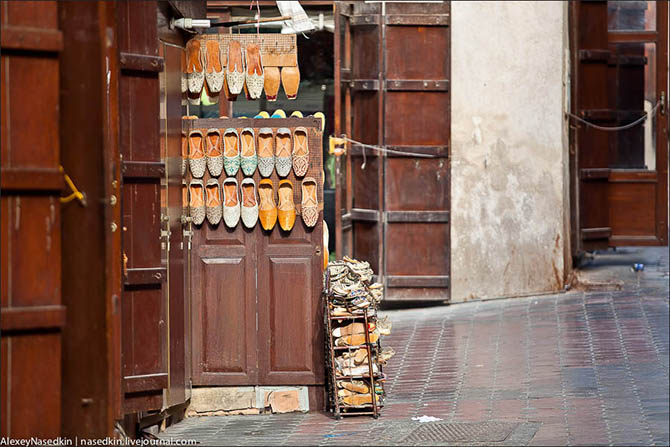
(205, 179, 223, 225)
(188, 129, 206, 178)
(222, 177, 241, 228)
(226, 40, 245, 95)
(186, 39, 205, 95)
(277, 179, 296, 232)
(281, 64, 300, 100)
(223, 128, 241, 176)
(240, 128, 258, 176)
(206, 128, 223, 177)
(301, 177, 318, 228)
(258, 179, 277, 231)
(264, 66, 280, 101)
(292, 127, 309, 177)
(189, 179, 206, 226)
(181, 131, 188, 177)
(275, 128, 292, 177)
(257, 127, 275, 177)
(204, 40, 224, 93)
(240, 178, 259, 229)
(244, 43, 264, 100)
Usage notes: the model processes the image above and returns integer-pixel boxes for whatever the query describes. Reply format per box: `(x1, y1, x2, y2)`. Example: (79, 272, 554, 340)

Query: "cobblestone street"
(160, 247, 669, 446)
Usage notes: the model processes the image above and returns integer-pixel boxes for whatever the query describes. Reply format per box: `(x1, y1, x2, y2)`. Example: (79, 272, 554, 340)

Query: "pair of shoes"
(226, 41, 265, 100)
(263, 65, 300, 101)
(187, 129, 224, 178)
(258, 179, 296, 231)
(188, 179, 223, 225)
(199, 177, 258, 229)
(223, 128, 257, 176)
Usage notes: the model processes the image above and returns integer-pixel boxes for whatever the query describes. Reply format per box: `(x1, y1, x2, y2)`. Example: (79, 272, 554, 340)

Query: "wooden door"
(572, 0, 668, 252)
(1, 1, 64, 437)
(334, 1, 451, 301)
(118, 0, 169, 413)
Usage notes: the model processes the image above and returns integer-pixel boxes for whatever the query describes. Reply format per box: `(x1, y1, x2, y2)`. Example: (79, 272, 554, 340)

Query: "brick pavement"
(160, 247, 669, 446)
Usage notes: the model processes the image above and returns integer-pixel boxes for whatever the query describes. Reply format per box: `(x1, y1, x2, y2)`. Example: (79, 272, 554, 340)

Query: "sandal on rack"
(264, 66, 280, 101)
(205, 179, 223, 225)
(204, 40, 224, 93)
(222, 177, 241, 228)
(188, 129, 206, 178)
(257, 128, 274, 177)
(292, 127, 309, 177)
(206, 128, 223, 177)
(240, 128, 258, 176)
(277, 179, 296, 232)
(244, 43, 264, 100)
(226, 40, 245, 95)
(301, 177, 318, 228)
(223, 128, 241, 176)
(240, 178, 259, 229)
(275, 128, 292, 177)
(189, 180, 206, 226)
(258, 179, 277, 231)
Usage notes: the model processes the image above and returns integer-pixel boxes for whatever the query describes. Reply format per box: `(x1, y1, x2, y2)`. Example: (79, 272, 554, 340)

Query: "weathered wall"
(451, 1, 571, 301)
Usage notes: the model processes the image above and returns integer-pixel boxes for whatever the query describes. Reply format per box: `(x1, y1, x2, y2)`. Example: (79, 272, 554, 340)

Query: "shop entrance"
(333, 1, 451, 301)
(571, 0, 669, 255)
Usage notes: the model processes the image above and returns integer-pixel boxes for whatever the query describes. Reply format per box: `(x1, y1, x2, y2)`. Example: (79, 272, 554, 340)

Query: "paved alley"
(160, 247, 669, 446)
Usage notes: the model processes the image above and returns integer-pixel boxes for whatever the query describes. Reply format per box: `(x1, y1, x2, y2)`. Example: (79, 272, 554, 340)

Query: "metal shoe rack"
(324, 270, 385, 419)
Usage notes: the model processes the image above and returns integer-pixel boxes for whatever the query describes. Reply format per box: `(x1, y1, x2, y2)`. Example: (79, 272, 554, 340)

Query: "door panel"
(335, 1, 451, 301)
(1, 0, 63, 437)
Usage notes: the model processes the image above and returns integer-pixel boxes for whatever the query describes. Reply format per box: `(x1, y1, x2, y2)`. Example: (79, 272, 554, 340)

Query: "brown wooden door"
(334, 1, 451, 301)
(1, 1, 64, 436)
(118, 0, 169, 413)
(572, 0, 668, 252)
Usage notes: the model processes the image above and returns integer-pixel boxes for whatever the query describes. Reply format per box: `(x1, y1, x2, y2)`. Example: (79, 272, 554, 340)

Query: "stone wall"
(450, 1, 571, 301)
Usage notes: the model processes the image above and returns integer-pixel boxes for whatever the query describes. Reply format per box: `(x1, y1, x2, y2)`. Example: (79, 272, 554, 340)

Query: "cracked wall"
(451, 1, 571, 301)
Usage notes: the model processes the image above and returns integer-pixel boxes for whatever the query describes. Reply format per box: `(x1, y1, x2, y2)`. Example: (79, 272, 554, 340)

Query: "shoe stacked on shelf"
(325, 257, 395, 419)
(183, 34, 300, 104)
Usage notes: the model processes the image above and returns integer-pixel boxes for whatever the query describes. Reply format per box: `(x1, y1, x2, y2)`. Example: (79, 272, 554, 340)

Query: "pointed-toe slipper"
(223, 128, 241, 176)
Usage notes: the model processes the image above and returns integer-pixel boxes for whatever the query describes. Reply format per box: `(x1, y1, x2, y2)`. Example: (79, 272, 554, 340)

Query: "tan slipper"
(244, 43, 264, 100)
(264, 66, 280, 101)
(281, 64, 300, 100)
(186, 39, 205, 95)
(204, 40, 224, 93)
(292, 127, 309, 177)
(226, 40, 245, 95)
(301, 177, 318, 227)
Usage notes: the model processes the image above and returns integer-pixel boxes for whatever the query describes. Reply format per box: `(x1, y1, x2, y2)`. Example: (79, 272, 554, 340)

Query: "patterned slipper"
(292, 127, 309, 177)
(205, 179, 223, 225)
(188, 129, 206, 178)
(186, 39, 205, 95)
(257, 128, 274, 177)
(206, 128, 223, 177)
(189, 179, 206, 226)
(226, 40, 245, 95)
(275, 128, 292, 177)
(240, 178, 259, 229)
(244, 43, 264, 100)
(301, 177, 318, 228)
(222, 177, 241, 228)
(240, 128, 258, 176)
(204, 40, 224, 93)
(223, 128, 241, 176)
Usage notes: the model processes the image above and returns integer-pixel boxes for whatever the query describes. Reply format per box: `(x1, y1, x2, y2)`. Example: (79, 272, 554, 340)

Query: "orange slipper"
(277, 179, 296, 231)
(258, 179, 277, 231)
(264, 66, 281, 101)
(281, 64, 300, 100)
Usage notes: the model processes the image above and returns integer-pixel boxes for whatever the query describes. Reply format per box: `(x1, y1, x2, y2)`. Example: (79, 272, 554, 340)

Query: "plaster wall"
(450, 1, 571, 302)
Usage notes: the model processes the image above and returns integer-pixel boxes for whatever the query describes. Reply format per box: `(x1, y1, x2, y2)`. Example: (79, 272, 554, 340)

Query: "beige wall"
(450, 1, 571, 301)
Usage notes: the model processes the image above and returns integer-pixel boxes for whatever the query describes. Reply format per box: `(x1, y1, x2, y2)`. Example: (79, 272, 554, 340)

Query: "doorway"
(571, 0, 669, 257)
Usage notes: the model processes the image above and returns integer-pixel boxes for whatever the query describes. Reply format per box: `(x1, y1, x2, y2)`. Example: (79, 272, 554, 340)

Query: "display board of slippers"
(182, 33, 300, 103)
(181, 116, 323, 232)
(325, 257, 395, 419)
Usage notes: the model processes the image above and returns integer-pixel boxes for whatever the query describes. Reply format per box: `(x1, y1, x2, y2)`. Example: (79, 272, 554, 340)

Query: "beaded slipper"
(205, 179, 223, 225)
(301, 177, 318, 228)
(186, 39, 205, 95)
(188, 129, 206, 178)
(226, 40, 245, 95)
(204, 40, 224, 93)
(240, 127, 258, 176)
(292, 127, 309, 177)
(189, 179, 206, 226)
(257, 128, 274, 177)
(222, 177, 241, 228)
(244, 43, 264, 100)
(240, 178, 259, 229)
(223, 128, 241, 176)
(275, 128, 292, 177)
(206, 128, 223, 177)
